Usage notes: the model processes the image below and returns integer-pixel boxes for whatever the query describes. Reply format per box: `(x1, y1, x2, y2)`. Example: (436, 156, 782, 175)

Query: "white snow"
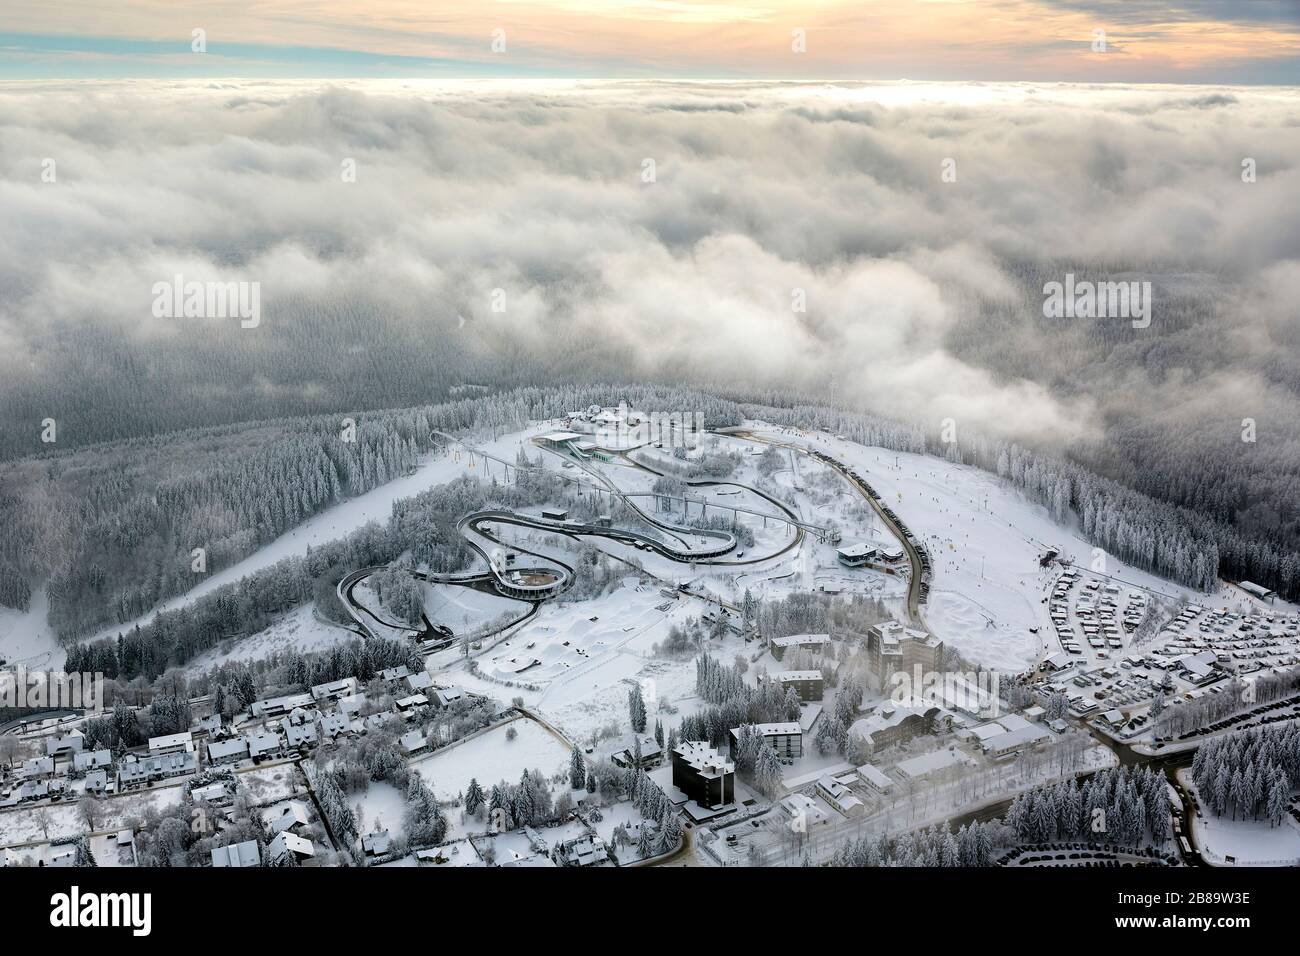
(350, 579, 421, 641)
(1179, 768, 1300, 866)
(354, 780, 406, 841)
(185, 603, 356, 672)
(234, 761, 304, 804)
(1191, 810, 1300, 866)
(409, 717, 570, 802)
(0, 586, 65, 671)
(421, 582, 528, 634)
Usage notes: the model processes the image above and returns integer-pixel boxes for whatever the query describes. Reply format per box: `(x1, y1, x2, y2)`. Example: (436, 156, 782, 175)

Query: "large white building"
(148, 731, 193, 755)
(769, 633, 832, 661)
(848, 699, 955, 754)
(855, 764, 894, 794)
(971, 714, 1053, 758)
(1238, 581, 1276, 603)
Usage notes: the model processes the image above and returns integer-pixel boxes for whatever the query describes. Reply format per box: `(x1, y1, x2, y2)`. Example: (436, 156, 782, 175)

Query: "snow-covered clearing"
(409, 717, 570, 802)
(1178, 769, 1300, 866)
(186, 604, 356, 672)
(1191, 809, 1300, 866)
(235, 761, 304, 804)
(354, 780, 406, 840)
(421, 582, 528, 634)
(0, 585, 64, 671)
(445, 577, 751, 746)
(480, 575, 673, 686)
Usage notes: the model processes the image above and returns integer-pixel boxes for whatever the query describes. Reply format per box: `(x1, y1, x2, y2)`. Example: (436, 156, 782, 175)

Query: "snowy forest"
(1003, 765, 1173, 848)
(1190, 725, 1300, 825)
(829, 821, 998, 867)
(66, 630, 420, 729)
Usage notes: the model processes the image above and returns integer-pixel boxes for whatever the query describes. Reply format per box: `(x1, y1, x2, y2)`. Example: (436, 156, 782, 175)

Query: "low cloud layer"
(1, 79, 1297, 454)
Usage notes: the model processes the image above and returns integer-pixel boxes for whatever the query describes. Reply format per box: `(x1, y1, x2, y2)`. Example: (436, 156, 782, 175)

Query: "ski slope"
(749, 425, 1214, 672)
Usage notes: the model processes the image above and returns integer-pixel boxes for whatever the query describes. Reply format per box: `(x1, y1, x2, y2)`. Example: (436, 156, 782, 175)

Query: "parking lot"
(1038, 586, 1300, 739)
(1159, 605, 1300, 676)
(1047, 568, 1151, 664)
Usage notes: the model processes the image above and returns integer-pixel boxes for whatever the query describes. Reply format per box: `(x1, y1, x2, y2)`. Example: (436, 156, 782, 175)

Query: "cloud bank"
(1, 79, 1297, 455)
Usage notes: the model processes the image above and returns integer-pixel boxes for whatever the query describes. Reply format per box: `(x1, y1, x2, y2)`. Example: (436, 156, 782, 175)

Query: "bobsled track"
(339, 429, 813, 641)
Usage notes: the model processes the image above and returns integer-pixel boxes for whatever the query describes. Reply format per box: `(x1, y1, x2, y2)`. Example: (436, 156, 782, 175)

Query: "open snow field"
(409, 717, 570, 802)
(541, 632, 753, 750)
(235, 761, 304, 804)
(0, 585, 64, 670)
(439, 576, 749, 746)
(478, 575, 674, 685)
(1192, 810, 1300, 866)
(1179, 771, 1300, 866)
(355, 780, 406, 840)
(421, 582, 528, 634)
(186, 604, 356, 672)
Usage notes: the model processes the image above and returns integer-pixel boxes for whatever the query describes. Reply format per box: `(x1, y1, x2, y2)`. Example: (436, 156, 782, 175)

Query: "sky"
(1, 0, 1298, 84)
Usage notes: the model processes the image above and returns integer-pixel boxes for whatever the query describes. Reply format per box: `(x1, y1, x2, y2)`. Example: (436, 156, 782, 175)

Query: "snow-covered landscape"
(2, 14, 1299, 934)
(4, 401, 1298, 887)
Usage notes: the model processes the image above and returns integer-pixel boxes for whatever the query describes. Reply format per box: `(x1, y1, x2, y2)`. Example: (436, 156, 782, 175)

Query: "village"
(0, 621, 1102, 870)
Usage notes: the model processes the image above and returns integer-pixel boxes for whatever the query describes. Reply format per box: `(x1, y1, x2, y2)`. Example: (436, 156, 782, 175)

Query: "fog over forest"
(2, 80, 1297, 552)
